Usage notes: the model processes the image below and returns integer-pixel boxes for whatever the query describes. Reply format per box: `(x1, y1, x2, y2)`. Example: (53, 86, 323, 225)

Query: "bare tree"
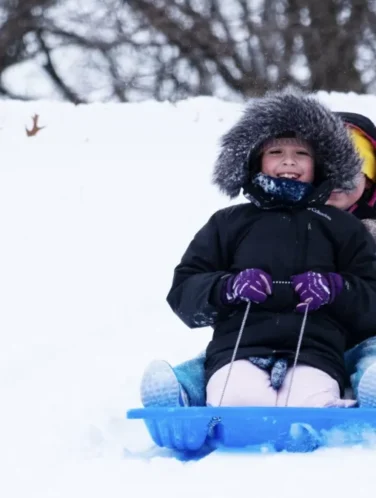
(0, 0, 142, 102)
(0, 0, 56, 99)
(124, 0, 373, 97)
(299, 0, 368, 93)
(0, 0, 375, 102)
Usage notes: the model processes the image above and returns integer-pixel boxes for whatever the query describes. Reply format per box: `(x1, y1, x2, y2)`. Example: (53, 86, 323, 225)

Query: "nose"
(282, 153, 296, 166)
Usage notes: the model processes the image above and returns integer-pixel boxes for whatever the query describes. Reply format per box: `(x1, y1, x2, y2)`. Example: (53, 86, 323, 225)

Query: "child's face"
(326, 174, 366, 210)
(261, 143, 314, 183)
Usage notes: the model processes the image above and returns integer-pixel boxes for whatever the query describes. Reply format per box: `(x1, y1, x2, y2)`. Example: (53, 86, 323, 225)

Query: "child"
(165, 90, 376, 408)
(151, 110, 376, 409)
(141, 111, 376, 409)
(329, 112, 376, 225)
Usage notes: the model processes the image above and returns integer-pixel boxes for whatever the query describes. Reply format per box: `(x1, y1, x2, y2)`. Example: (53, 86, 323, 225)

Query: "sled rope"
(218, 301, 252, 406)
(284, 302, 309, 406)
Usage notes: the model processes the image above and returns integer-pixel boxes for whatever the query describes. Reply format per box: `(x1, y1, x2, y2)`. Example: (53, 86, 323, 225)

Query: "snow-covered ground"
(1, 92, 376, 498)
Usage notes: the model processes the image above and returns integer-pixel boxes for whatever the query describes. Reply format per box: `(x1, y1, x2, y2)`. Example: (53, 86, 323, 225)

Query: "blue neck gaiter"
(252, 173, 314, 203)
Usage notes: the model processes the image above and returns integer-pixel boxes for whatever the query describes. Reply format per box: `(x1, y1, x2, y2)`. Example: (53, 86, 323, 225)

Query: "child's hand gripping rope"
(291, 271, 343, 312)
(223, 269, 272, 304)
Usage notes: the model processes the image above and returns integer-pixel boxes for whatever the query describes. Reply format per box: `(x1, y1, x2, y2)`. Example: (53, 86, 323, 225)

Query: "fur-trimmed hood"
(213, 89, 362, 198)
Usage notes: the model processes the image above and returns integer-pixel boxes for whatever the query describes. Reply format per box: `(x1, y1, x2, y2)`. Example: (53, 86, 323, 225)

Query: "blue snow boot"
(346, 337, 376, 408)
(357, 363, 376, 408)
(140, 360, 190, 407)
(173, 353, 206, 406)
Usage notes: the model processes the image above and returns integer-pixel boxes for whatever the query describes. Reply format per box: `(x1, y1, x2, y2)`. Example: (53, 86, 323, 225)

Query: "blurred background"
(0, 0, 375, 103)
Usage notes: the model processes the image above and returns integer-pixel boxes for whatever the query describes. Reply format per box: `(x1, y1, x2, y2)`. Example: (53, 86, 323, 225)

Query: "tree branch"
(36, 30, 85, 103)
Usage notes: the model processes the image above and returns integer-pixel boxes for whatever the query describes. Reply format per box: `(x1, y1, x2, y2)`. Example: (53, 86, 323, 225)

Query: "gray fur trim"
(213, 89, 362, 198)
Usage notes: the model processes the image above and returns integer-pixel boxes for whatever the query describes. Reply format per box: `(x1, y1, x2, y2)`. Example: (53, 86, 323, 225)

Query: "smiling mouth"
(277, 173, 300, 180)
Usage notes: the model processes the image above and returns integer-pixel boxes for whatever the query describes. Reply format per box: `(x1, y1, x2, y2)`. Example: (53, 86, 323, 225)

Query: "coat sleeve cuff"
(209, 273, 235, 311)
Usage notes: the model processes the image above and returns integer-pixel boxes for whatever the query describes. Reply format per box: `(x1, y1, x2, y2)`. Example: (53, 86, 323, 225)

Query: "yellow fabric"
(349, 128, 376, 182)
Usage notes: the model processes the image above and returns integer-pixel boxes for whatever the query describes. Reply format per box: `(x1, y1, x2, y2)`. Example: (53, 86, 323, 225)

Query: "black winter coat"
(166, 202, 376, 393)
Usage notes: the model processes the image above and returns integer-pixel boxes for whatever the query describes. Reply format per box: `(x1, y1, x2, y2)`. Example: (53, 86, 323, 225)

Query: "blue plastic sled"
(127, 406, 376, 455)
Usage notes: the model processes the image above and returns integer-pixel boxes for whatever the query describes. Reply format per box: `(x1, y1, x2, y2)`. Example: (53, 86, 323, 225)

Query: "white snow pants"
(206, 360, 356, 407)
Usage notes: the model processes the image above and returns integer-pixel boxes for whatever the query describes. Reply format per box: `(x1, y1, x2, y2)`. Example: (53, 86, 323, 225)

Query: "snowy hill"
(1, 92, 376, 498)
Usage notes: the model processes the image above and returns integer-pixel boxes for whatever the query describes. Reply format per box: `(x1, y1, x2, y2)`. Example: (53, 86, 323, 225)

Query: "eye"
(268, 149, 282, 154)
(296, 150, 311, 156)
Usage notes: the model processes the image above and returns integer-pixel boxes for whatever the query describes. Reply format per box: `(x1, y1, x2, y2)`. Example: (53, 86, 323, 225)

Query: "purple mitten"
(223, 269, 272, 304)
(291, 271, 343, 312)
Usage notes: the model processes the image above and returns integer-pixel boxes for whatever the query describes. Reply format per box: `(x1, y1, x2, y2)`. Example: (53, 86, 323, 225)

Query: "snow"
(1, 93, 376, 497)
